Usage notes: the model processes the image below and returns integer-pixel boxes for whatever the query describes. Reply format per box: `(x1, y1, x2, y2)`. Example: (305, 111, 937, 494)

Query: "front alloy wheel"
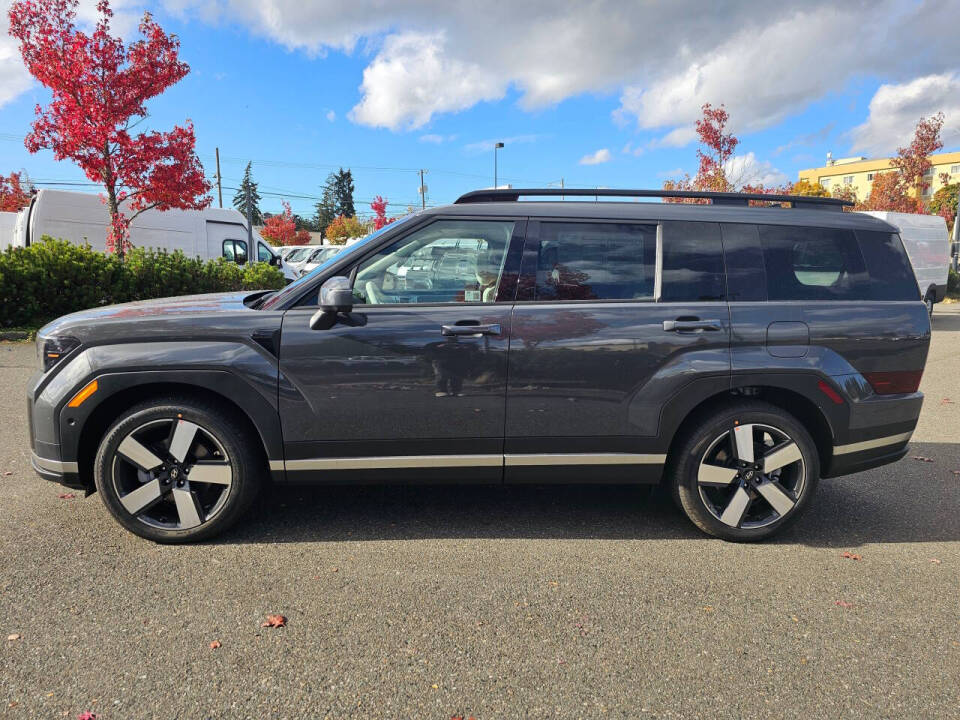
(94, 398, 261, 542)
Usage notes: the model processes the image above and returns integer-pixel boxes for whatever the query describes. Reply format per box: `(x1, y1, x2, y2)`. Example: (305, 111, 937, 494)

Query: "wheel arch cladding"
(665, 385, 835, 474)
(71, 379, 276, 491)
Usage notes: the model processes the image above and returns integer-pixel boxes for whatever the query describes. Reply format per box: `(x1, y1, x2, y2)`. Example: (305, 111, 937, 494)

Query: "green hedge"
(0, 237, 285, 328)
(949, 266, 959, 298)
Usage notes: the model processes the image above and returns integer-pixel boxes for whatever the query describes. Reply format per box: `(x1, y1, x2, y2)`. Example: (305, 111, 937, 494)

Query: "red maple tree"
(663, 103, 743, 202)
(370, 194, 396, 231)
(0, 171, 33, 212)
(260, 200, 311, 246)
(8, 0, 211, 256)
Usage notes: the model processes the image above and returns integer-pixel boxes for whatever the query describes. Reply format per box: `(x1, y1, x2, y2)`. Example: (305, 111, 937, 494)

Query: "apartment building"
(797, 151, 960, 200)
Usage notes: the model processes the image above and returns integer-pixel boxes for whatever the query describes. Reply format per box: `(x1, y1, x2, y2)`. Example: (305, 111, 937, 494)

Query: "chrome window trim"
(278, 453, 667, 471)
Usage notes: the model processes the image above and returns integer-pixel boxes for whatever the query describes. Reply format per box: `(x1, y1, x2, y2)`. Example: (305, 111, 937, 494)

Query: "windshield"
(260, 213, 420, 311)
(285, 247, 311, 262)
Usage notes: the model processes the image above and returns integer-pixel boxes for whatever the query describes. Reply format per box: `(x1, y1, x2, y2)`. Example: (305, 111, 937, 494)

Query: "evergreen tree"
(314, 173, 337, 234)
(232, 162, 262, 225)
(332, 167, 355, 218)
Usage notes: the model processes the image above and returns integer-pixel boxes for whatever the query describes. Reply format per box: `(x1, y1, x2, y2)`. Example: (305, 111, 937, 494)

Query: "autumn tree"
(892, 112, 944, 199)
(930, 181, 958, 231)
(0, 171, 33, 212)
(260, 200, 311, 246)
(233, 162, 262, 225)
(790, 179, 830, 197)
(9, 0, 211, 256)
(370, 195, 396, 230)
(663, 103, 739, 202)
(325, 215, 370, 245)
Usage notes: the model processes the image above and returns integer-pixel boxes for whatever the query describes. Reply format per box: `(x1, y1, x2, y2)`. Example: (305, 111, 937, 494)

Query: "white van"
(859, 211, 950, 314)
(13, 189, 295, 280)
(0, 211, 16, 250)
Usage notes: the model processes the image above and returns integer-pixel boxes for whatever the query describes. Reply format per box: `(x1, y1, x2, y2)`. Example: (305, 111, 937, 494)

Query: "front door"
(278, 217, 525, 482)
(504, 219, 732, 482)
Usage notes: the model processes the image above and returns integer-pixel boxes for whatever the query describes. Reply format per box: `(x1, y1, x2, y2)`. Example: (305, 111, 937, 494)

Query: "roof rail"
(454, 188, 853, 211)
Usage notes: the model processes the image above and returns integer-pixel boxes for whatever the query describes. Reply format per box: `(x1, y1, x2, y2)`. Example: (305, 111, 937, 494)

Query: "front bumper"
(30, 451, 84, 489)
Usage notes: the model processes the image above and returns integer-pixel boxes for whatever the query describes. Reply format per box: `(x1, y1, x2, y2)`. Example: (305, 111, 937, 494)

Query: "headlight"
(37, 335, 80, 372)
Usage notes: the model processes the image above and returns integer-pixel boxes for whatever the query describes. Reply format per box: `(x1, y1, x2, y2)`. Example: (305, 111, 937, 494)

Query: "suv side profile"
(27, 188, 930, 543)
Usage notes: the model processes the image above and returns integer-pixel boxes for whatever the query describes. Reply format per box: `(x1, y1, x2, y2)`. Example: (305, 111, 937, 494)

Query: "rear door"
(504, 219, 731, 482)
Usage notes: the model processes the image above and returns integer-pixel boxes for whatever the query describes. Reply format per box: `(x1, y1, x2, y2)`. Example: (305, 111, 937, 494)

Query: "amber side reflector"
(67, 379, 98, 408)
(863, 370, 923, 395)
(817, 380, 845, 405)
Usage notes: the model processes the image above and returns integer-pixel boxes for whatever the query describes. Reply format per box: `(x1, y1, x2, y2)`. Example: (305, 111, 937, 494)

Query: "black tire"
(668, 401, 819, 542)
(93, 396, 262, 543)
(924, 292, 935, 317)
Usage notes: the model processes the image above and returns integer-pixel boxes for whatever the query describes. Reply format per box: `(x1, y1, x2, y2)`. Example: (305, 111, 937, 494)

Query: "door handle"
(662, 319, 723, 332)
(441, 323, 502, 337)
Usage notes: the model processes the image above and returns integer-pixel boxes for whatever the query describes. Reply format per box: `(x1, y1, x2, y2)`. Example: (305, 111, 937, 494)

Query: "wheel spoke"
(168, 420, 199, 463)
(117, 436, 164, 472)
(172, 486, 203, 529)
(187, 463, 232, 486)
(756, 481, 795, 516)
(732, 424, 755, 463)
(698, 463, 739, 487)
(762, 442, 802, 474)
(719, 486, 752, 527)
(119, 478, 163, 515)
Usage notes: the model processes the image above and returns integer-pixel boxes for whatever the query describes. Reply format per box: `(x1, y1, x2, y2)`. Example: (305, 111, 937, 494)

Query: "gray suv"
(27, 189, 931, 543)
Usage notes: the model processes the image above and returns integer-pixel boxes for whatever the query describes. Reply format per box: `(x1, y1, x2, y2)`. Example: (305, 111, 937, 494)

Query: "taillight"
(863, 370, 923, 395)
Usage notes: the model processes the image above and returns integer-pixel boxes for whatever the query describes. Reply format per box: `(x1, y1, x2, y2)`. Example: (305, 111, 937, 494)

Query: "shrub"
(948, 266, 959, 298)
(0, 237, 284, 328)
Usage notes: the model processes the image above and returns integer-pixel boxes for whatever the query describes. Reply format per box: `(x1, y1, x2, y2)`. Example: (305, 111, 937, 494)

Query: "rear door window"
(534, 222, 656, 301)
(758, 225, 866, 301)
(660, 221, 726, 301)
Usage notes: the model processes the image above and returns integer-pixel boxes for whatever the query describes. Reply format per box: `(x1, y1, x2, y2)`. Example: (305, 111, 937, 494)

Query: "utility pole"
(419, 169, 427, 210)
(561, 177, 564, 201)
(215, 147, 223, 208)
(245, 167, 253, 250)
(494, 142, 504, 188)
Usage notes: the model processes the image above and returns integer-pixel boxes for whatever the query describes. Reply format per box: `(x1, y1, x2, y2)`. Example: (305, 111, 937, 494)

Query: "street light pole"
(494, 142, 504, 188)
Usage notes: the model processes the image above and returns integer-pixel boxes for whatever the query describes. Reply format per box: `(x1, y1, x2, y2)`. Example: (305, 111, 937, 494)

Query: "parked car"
(13, 189, 295, 280)
(276, 244, 309, 261)
(281, 245, 320, 273)
(859, 211, 949, 315)
(296, 246, 344, 277)
(28, 188, 930, 543)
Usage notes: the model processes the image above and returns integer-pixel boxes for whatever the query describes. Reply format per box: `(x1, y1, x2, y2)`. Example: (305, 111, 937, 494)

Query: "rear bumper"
(825, 436, 912, 478)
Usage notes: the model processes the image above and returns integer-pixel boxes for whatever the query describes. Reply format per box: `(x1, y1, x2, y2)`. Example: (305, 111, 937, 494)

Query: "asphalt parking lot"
(3, 308, 960, 719)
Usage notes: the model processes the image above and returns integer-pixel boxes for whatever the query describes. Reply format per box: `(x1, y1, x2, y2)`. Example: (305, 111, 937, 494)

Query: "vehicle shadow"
(219, 441, 960, 547)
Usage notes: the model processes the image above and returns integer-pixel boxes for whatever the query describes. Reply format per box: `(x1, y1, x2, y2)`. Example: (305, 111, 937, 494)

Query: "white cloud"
(463, 134, 543, 155)
(325, 109, 336, 122)
(419, 133, 457, 144)
(580, 148, 611, 165)
(723, 152, 788, 188)
(348, 31, 503, 130)
(850, 73, 960, 155)
(647, 126, 697, 149)
(0, 5, 30, 108)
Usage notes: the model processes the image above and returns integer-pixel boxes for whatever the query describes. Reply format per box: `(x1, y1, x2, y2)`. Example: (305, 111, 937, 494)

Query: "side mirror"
(310, 275, 353, 330)
(271, 254, 282, 267)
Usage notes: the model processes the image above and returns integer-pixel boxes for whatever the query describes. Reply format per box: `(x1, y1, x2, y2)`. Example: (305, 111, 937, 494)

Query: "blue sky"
(1, 1, 959, 220)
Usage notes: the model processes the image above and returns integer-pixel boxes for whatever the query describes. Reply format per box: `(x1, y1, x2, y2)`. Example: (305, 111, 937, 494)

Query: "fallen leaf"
(209, 640, 221, 649)
(261, 614, 286, 628)
(941, 398, 954, 404)
(2, 471, 11, 476)
(431, 683, 439, 690)
(929, 558, 942, 564)
(7, 633, 21, 641)
(330, 567, 339, 573)
(911, 456, 934, 463)
(841, 551, 862, 561)
(58, 493, 76, 499)
(702, 605, 714, 613)
(835, 600, 854, 608)
(77, 713, 98, 720)
(790, 615, 800, 623)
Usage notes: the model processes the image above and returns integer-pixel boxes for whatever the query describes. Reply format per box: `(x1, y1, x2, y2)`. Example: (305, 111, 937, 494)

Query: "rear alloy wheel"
(94, 399, 261, 542)
(671, 402, 819, 541)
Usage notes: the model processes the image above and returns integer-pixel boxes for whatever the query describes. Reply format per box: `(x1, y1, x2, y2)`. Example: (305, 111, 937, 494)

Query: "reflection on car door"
(277, 217, 525, 483)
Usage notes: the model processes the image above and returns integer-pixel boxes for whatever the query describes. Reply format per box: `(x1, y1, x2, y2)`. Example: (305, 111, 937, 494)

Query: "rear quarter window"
(855, 230, 921, 300)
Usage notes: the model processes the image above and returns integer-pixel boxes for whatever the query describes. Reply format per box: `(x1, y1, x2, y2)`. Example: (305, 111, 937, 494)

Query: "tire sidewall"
(674, 403, 820, 542)
(94, 400, 258, 543)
